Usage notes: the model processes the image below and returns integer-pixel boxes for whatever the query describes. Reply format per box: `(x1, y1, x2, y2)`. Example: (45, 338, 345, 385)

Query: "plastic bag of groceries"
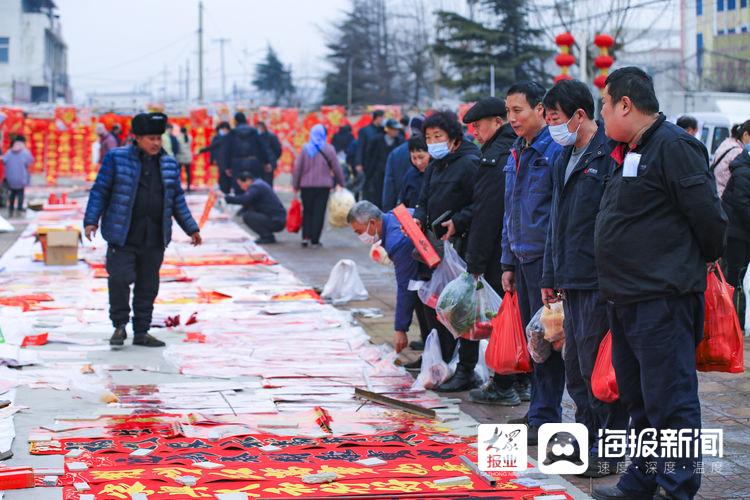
(327, 188, 356, 228)
(321, 259, 369, 304)
(412, 330, 451, 390)
(436, 272, 501, 340)
(526, 302, 565, 363)
(418, 241, 466, 309)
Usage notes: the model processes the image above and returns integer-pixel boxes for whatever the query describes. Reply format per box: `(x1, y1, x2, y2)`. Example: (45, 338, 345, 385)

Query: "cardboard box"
(37, 228, 80, 266)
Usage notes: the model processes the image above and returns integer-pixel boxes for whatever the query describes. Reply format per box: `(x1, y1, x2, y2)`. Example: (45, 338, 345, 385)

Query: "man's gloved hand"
(190, 232, 202, 246)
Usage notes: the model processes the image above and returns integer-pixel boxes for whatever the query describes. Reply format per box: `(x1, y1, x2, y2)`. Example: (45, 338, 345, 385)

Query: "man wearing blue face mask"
(540, 79, 628, 477)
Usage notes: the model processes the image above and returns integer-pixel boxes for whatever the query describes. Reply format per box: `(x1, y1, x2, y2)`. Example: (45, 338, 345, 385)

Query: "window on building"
(697, 0, 703, 15)
(729, 0, 736, 9)
(742, 25, 749, 32)
(697, 33, 704, 77)
(718, 0, 725, 10)
(0, 38, 8, 64)
(743, 0, 748, 8)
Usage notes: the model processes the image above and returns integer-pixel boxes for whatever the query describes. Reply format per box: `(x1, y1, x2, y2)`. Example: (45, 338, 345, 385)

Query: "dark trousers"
(422, 303, 478, 369)
(300, 187, 330, 244)
(262, 169, 275, 187)
(563, 289, 628, 451)
(608, 293, 703, 500)
(363, 172, 385, 209)
(180, 163, 192, 191)
(241, 211, 286, 240)
(722, 236, 750, 327)
(8, 188, 24, 211)
(414, 300, 430, 343)
(516, 258, 565, 427)
(218, 169, 232, 194)
(106, 245, 165, 336)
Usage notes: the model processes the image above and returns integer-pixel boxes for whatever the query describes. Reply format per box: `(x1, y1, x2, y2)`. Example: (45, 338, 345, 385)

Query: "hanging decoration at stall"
(593, 33, 615, 93)
(554, 32, 576, 83)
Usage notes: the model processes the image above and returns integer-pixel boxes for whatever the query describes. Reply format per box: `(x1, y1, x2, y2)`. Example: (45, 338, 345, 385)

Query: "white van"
(675, 112, 732, 162)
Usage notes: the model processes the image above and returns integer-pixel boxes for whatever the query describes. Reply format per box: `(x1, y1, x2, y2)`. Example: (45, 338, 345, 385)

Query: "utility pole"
(198, 1, 204, 102)
(213, 37, 230, 101)
(178, 65, 183, 100)
(162, 64, 168, 101)
(185, 59, 190, 102)
(489, 64, 495, 97)
(347, 58, 353, 111)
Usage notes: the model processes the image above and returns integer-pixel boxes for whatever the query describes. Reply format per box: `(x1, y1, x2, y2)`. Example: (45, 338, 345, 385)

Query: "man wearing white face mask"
(540, 79, 628, 477)
(347, 201, 421, 354)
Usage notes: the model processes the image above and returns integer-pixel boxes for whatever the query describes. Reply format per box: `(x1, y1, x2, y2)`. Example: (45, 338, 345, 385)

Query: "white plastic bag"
(743, 264, 750, 337)
(474, 339, 490, 384)
(321, 259, 369, 304)
(418, 241, 466, 309)
(327, 189, 356, 228)
(411, 329, 451, 390)
(436, 272, 501, 340)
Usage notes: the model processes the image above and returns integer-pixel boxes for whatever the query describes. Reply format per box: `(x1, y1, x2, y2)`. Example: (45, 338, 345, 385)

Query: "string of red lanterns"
(553, 32, 615, 93)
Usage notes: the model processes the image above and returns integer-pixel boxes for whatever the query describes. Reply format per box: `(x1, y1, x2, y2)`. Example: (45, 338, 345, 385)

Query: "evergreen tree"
(434, 0, 552, 99)
(253, 45, 295, 106)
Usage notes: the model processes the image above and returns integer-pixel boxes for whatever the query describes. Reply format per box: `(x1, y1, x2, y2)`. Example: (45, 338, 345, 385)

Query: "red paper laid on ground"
(198, 191, 217, 229)
(21, 333, 48, 347)
(393, 204, 440, 268)
(0, 466, 34, 490)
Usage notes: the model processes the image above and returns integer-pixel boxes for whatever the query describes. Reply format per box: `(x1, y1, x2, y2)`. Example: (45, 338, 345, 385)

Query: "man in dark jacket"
(220, 112, 273, 192)
(364, 119, 404, 207)
(454, 97, 523, 402)
(721, 149, 750, 326)
(220, 171, 286, 244)
(500, 82, 564, 444)
(382, 116, 424, 211)
(355, 110, 385, 175)
(593, 68, 727, 500)
(257, 121, 282, 187)
(83, 113, 202, 348)
(539, 80, 628, 477)
(200, 122, 231, 193)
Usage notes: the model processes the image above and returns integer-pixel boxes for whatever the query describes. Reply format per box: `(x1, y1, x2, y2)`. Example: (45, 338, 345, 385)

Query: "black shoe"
(592, 485, 646, 500)
(409, 340, 424, 351)
(403, 358, 422, 372)
(311, 242, 323, 248)
(255, 236, 277, 244)
(527, 425, 539, 446)
(109, 326, 127, 347)
(514, 380, 531, 402)
(133, 333, 166, 347)
(469, 381, 521, 406)
(301, 240, 310, 248)
(434, 367, 480, 392)
(508, 414, 528, 425)
(578, 456, 619, 478)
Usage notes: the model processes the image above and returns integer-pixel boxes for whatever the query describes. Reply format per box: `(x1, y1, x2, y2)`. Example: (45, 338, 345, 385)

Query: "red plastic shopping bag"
(697, 268, 744, 373)
(592, 330, 619, 403)
(485, 292, 532, 374)
(286, 198, 302, 233)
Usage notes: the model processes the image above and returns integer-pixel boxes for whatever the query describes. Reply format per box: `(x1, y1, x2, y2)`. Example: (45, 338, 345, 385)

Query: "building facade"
(0, 0, 69, 103)
(694, 0, 750, 91)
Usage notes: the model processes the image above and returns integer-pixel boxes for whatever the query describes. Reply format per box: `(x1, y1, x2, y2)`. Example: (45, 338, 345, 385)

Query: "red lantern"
(554, 32, 576, 85)
(594, 34, 614, 48)
(593, 33, 615, 94)
(594, 55, 614, 69)
(555, 32, 575, 46)
(555, 54, 576, 67)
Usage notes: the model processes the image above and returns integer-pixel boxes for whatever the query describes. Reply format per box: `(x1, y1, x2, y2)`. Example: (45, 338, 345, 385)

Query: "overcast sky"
(56, 0, 350, 101)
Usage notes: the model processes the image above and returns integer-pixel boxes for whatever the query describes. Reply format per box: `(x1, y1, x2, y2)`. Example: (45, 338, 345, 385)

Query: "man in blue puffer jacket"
(84, 113, 202, 348)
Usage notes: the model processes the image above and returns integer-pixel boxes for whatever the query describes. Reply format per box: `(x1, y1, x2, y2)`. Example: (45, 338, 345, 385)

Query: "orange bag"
(697, 268, 744, 373)
(286, 198, 302, 233)
(591, 331, 619, 403)
(485, 292, 532, 374)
